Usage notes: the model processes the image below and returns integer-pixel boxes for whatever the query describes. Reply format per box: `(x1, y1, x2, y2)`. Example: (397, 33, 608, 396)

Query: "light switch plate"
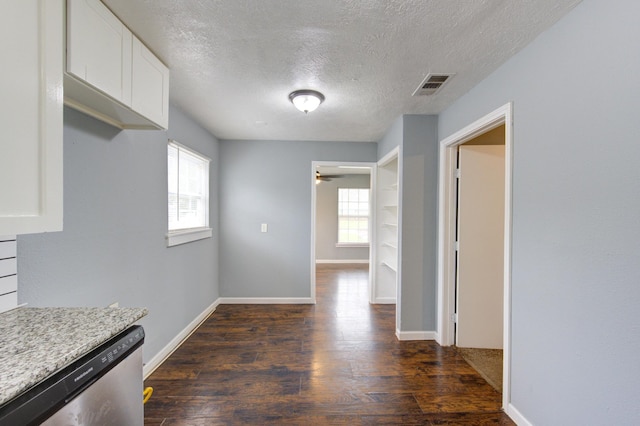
(261, 223, 268, 233)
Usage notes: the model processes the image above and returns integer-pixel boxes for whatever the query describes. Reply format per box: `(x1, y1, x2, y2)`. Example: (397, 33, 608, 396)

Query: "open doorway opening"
(437, 103, 513, 412)
(455, 125, 505, 393)
(310, 161, 376, 305)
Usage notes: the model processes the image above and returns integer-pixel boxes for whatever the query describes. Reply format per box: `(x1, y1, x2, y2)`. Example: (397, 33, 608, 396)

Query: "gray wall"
(439, 0, 640, 423)
(377, 116, 403, 160)
(375, 114, 439, 333)
(399, 115, 439, 333)
(316, 175, 370, 261)
(219, 140, 376, 298)
(17, 105, 220, 364)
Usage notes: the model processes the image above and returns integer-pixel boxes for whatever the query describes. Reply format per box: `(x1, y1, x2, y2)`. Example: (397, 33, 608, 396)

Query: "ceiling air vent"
(413, 73, 454, 96)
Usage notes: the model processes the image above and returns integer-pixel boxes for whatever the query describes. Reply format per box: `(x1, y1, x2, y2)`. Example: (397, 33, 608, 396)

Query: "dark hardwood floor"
(144, 264, 514, 425)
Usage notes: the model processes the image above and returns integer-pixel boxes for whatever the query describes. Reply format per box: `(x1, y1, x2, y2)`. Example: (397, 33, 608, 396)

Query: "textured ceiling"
(103, 0, 581, 142)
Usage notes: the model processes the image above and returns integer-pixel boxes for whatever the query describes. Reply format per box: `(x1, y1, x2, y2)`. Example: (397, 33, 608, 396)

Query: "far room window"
(167, 140, 212, 246)
(338, 188, 370, 244)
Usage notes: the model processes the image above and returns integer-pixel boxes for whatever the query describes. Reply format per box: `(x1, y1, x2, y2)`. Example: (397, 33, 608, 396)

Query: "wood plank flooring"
(144, 264, 514, 425)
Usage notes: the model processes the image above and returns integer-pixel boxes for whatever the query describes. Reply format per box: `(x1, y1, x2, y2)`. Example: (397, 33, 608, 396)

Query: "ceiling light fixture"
(289, 89, 325, 113)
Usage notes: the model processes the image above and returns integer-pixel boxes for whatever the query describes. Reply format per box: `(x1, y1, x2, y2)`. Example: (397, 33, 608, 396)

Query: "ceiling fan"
(316, 171, 345, 182)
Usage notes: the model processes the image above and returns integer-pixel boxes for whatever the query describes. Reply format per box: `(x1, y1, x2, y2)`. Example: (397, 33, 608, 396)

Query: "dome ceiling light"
(288, 90, 325, 113)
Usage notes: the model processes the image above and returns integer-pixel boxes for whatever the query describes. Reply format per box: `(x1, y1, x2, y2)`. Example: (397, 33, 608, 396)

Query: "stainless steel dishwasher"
(0, 326, 144, 426)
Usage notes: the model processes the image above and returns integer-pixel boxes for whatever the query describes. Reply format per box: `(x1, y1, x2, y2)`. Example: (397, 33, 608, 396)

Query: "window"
(337, 188, 370, 244)
(167, 140, 211, 246)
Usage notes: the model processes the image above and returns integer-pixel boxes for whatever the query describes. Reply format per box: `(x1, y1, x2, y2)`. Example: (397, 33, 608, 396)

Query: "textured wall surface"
(219, 139, 376, 298)
(377, 116, 403, 160)
(400, 115, 439, 333)
(375, 114, 439, 333)
(439, 0, 640, 423)
(18, 106, 220, 364)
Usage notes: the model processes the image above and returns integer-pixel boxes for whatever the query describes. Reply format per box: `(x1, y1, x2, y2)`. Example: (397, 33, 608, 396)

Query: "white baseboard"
(315, 259, 369, 264)
(143, 298, 220, 379)
(373, 297, 396, 304)
(505, 403, 532, 426)
(219, 297, 315, 304)
(395, 330, 438, 341)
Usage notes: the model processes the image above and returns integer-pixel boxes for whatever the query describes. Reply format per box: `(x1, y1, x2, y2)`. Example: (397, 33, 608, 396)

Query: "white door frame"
(310, 161, 377, 303)
(436, 102, 513, 410)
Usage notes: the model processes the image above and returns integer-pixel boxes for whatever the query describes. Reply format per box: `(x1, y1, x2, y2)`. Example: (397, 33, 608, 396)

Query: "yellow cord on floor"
(143, 387, 153, 404)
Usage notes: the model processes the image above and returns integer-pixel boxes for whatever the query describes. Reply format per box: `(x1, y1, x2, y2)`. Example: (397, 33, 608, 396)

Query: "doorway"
(455, 127, 506, 393)
(310, 161, 376, 304)
(436, 103, 513, 411)
(456, 128, 506, 350)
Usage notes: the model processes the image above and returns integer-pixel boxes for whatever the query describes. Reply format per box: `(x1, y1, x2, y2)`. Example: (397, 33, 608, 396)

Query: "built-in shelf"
(381, 261, 397, 272)
(374, 150, 399, 304)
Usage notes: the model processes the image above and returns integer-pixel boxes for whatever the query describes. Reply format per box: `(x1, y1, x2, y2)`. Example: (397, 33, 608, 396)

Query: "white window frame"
(166, 140, 212, 247)
(336, 187, 370, 246)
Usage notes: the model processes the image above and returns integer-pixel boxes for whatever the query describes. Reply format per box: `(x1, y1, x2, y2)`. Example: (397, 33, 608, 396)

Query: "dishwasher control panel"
(69, 326, 145, 391)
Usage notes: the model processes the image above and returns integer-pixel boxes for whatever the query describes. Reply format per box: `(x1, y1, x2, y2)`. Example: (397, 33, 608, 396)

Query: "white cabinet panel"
(0, 240, 16, 260)
(0, 293, 18, 315)
(132, 37, 170, 129)
(0, 1, 63, 236)
(0, 258, 17, 279)
(67, 0, 132, 104)
(0, 237, 17, 313)
(0, 276, 17, 296)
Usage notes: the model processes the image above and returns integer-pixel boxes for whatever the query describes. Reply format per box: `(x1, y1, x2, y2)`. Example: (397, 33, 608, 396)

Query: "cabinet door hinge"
(451, 313, 458, 323)
(455, 168, 461, 178)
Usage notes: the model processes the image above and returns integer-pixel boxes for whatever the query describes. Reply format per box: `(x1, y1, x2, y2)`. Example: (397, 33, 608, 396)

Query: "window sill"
(335, 243, 370, 248)
(167, 227, 212, 247)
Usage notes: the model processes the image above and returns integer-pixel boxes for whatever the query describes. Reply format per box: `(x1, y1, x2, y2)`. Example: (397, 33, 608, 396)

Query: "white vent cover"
(412, 73, 455, 96)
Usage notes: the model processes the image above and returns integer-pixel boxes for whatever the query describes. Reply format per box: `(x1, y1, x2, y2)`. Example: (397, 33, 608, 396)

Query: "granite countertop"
(0, 306, 148, 406)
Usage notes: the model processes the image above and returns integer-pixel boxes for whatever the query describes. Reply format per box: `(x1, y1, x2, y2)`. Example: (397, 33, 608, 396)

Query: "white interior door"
(456, 144, 505, 349)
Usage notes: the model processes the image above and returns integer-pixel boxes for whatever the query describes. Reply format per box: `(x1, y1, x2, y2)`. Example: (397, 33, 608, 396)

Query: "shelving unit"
(373, 151, 399, 304)
(381, 260, 397, 272)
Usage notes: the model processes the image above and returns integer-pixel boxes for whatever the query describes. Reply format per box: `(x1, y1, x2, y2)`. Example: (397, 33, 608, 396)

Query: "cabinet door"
(131, 37, 170, 129)
(0, 0, 63, 235)
(67, 0, 132, 105)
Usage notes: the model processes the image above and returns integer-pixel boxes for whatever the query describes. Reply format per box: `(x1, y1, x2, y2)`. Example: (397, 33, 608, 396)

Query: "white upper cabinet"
(131, 37, 170, 129)
(66, 0, 132, 105)
(65, 0, 169, 130)
(0, 0, 64, 236)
